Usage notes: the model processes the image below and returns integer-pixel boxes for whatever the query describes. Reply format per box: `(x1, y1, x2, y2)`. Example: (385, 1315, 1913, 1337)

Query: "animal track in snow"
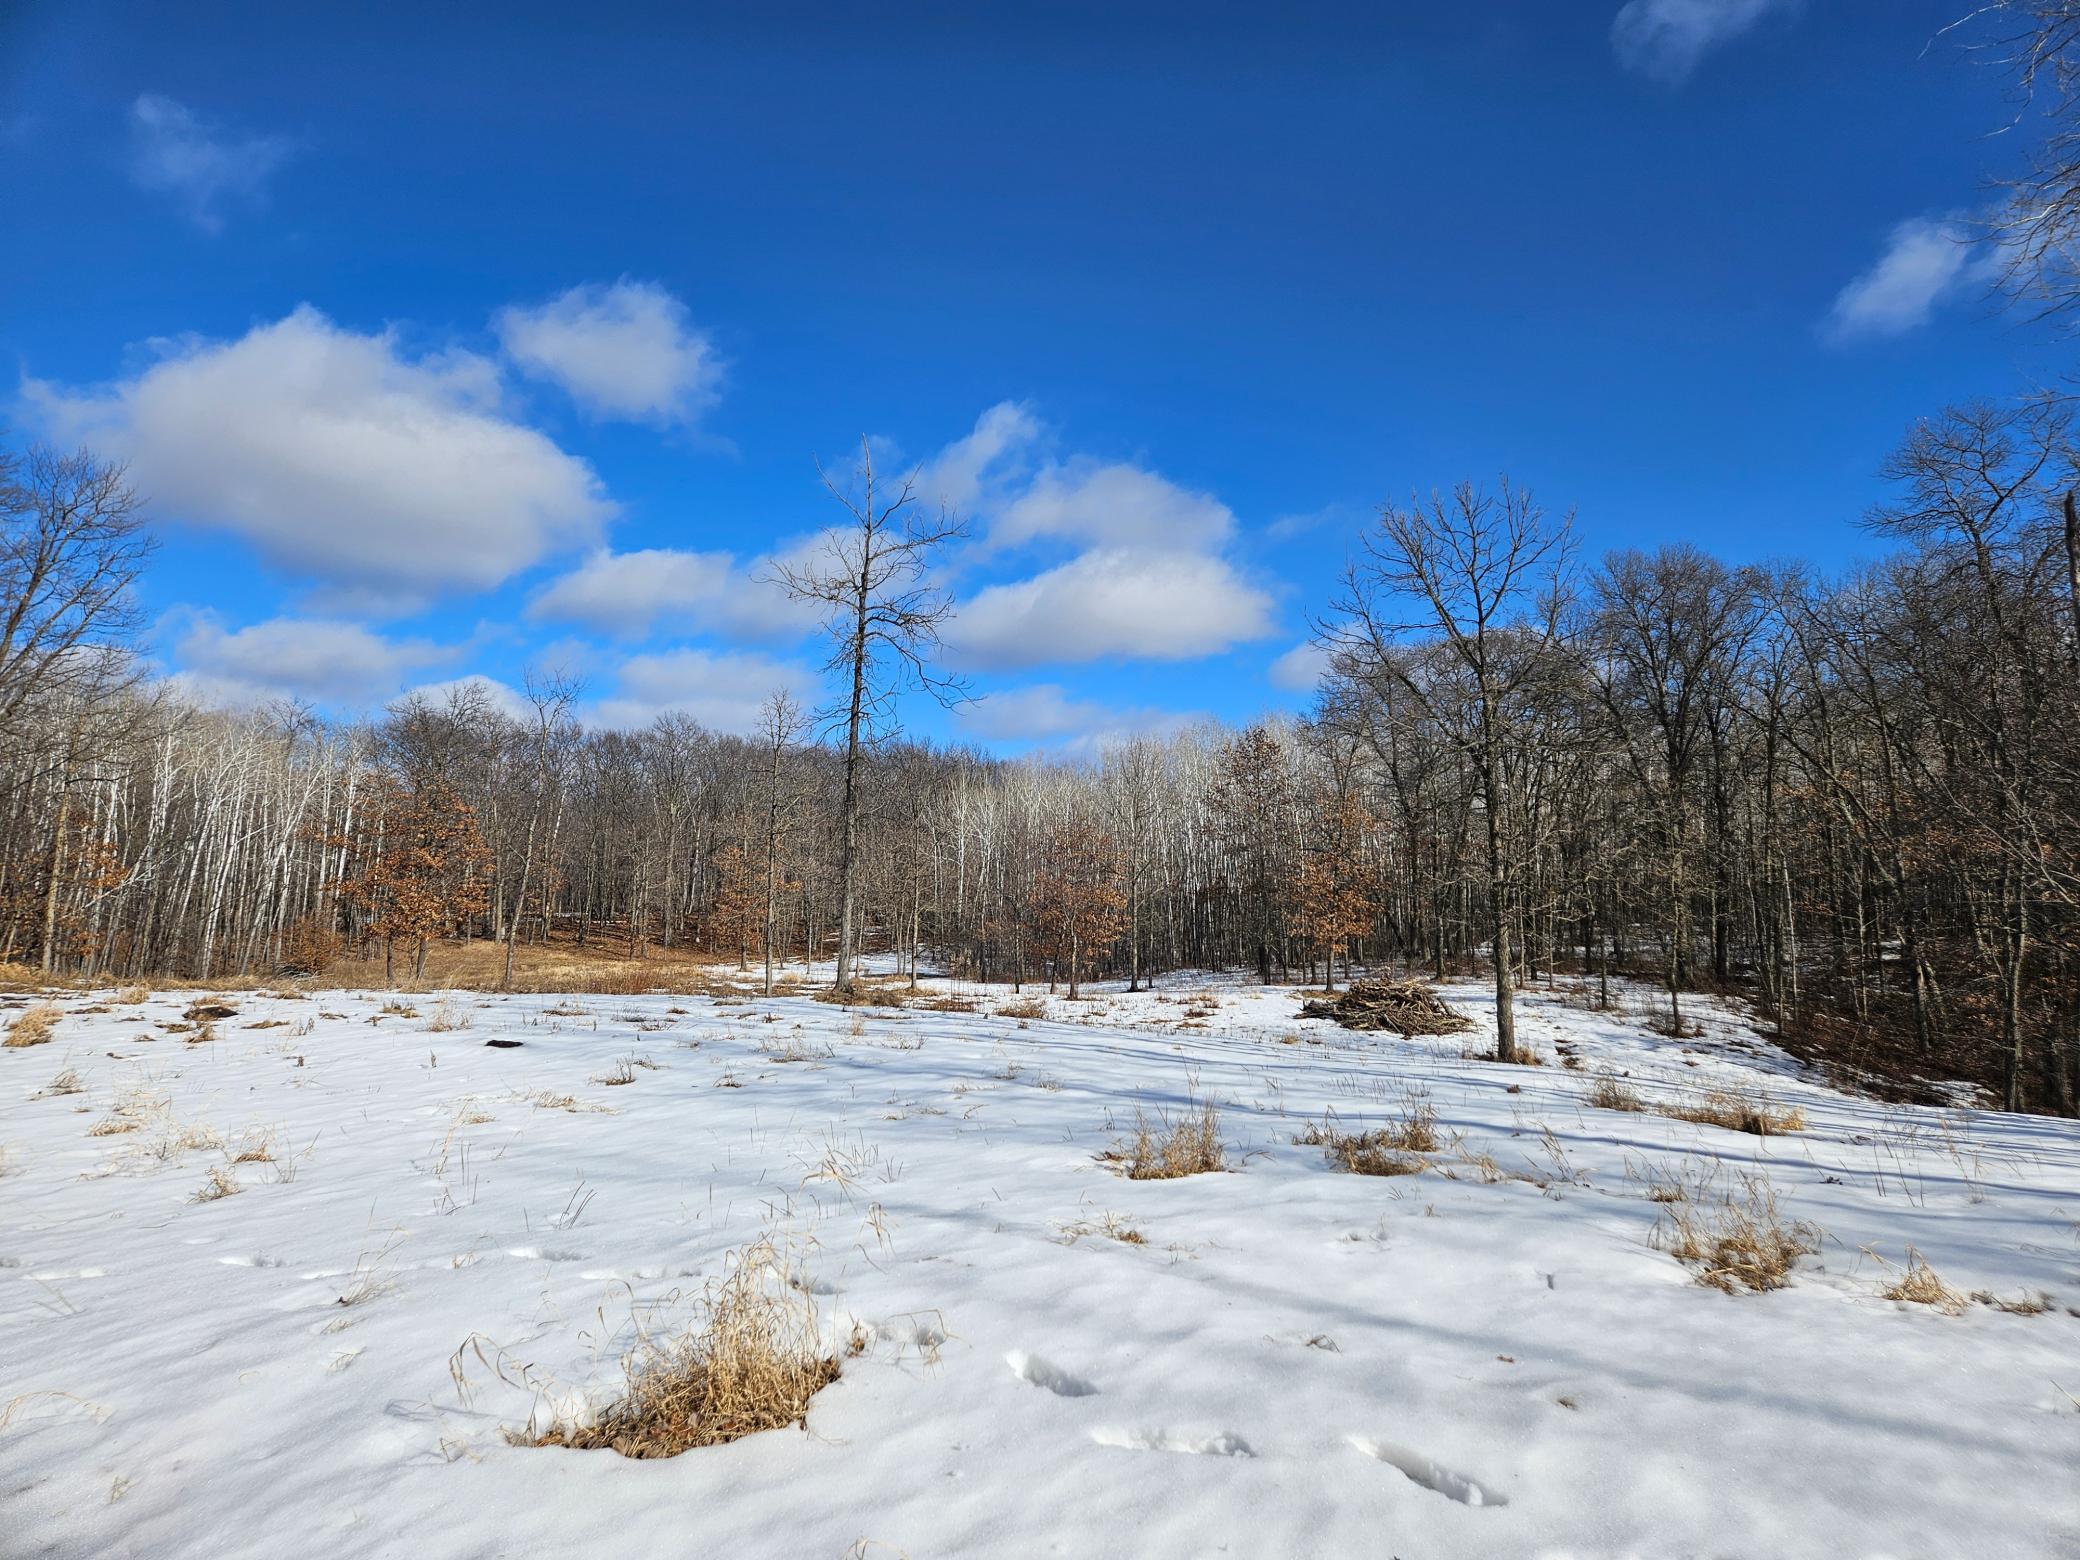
(1092, 1426, 1253, 1457)
(1005, 1349, 1097, 1397)
(1347, 1437, 1506, 1507)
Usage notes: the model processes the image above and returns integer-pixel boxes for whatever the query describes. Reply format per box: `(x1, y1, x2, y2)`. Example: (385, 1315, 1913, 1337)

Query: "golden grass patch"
(4, 1002, 61, 1047)
(1585, 1072, 1645, 1112)
(1657, 1090, 1806, 1137)
(1656, 1170, 1820, 1294)
(521, 1236, 840, 1458)
(1882, 1249, 1966, 1314)
(1107, 1098, 1225, 1180)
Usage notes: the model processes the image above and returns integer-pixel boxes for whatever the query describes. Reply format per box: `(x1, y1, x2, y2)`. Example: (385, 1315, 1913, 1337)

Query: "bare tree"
(502, 672, 581, 990)
(0, 444, 152, 735)
(755, 687, 811, 996)
(771, 440, 965, 990)
(1331, 480, 1572, 1063)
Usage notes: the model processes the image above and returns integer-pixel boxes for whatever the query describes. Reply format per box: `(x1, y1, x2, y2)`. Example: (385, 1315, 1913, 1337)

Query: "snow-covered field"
(3, 972, 2076, 1559)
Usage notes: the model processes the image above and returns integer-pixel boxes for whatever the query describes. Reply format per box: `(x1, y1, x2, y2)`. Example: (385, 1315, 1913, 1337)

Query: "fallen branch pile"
(1300, 979, 1472, 1036)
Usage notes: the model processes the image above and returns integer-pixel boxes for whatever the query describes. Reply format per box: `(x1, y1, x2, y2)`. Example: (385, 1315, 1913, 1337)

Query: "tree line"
(3, 389, 2078, 1113)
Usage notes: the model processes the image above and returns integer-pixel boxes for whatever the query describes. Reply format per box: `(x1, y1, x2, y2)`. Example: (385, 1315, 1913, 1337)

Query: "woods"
(2, 394, 2078, 1113)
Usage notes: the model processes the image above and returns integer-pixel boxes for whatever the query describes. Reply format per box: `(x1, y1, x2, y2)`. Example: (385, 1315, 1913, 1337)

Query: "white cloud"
(952, 548, 1275, 668)
(24, 305, 611, 600)
(496, 280, 722, 425)
(527, 545, 820, 639)
(915, 401, 1044, 513)
(1268, 641, 1331, 692)
(128, 94, 291, 231)
(591, 647, 822, 734)
(1822, 216, 1992, 343)
(1611, 0, 1797, 84)
(169, 613, 454, 707)
(992, 460, 1236, 553)
(956, 682, 1200, 753)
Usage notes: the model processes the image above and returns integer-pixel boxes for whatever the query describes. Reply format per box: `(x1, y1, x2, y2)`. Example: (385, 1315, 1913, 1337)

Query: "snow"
(2, 972, 2076, 1558)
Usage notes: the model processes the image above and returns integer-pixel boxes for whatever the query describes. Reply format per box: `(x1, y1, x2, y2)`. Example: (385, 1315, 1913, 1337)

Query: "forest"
(4, 394, 2078, 1115)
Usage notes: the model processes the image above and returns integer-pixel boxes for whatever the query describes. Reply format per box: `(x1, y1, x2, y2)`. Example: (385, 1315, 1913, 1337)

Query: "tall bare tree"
(772, 440, 965, 990)
(1331, 480, 1572, 1063)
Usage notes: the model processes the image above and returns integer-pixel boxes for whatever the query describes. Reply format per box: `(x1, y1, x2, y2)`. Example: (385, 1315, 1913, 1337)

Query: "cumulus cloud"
(169, 613, 455, 708)
(992, 460, 1236, 553)
(496, 280, 723, 425)
(956, 682, 1201, 753)
(951, 548, 1275, 668)
(1822, 216, 1993, 343)
(914, 401, 1044, 513)
(899, 400, 1277, 668)
(1268, 641, 1331, 692)
(591, 647, 822, 734)
(23, 306, 611, 600)
(1611, 0, 1797, 84)
(128, 93, 291, 231)
(526, 545, 815, 639)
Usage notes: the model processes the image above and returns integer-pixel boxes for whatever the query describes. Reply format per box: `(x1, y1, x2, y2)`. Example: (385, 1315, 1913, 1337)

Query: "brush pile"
(1300, 978, 1471, 1036)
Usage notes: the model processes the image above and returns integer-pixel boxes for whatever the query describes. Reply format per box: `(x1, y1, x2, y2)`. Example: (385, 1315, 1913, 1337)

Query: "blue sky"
(1, 0, 2068, 750)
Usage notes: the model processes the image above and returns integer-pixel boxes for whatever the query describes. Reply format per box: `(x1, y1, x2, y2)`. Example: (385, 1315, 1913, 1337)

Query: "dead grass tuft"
(1656, 1169, 1820, 1293)
(115, 986, 150, 1005)
(1882, 1249, 1966, 1314)
(5, 1002, 61, 1047)
(1585, 1072, 1645, 1112)
(526, 1235, 840, 1458)
(995, 996, 1048, 1021)
(911, 994, 979, 1014)
(425, 997, 472, 1033)
(183, 1000, 239, 1022)
(1108, 1097, 1225, 1180)
(1657, 1089, 1806, 1137)
(37, 1064, 86, 1098)
(191, 1165, 242, 1203)
(1972, 1289, 2052, 1316)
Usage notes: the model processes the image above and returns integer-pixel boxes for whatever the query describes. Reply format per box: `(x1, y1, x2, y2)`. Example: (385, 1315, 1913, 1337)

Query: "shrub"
(529, 1236, 839, 1458)
(4, 1003, 61, 1048)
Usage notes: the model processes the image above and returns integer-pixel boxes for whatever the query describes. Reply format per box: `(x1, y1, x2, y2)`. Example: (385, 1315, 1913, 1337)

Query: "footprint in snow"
(1005, 1349, 1097, 1397)
(1347, 1436, 1506, 1507)
(1092, 1426, 1253, 1457)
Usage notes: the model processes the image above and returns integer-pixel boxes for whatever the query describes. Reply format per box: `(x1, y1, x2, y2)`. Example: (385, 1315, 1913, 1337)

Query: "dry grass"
(524, 1235, 840, 1458)
(1972, 1289, 2052, 1316)
(4, 1002, 61, 1048)
(36, 1064, 86, 1098)
(183, 999, 239, 1021)
(425, 997, 472, 1033)
(1585, 1072, 1645, 1112)
(191, 1165, 242, 1203)
(1657, 1089, 1806, 1137)
(1055, 1210, 1148, 1246)
(591, 1057, 638, 1087)
(911, 993, 979, 1014)
(995, 996, 1048, 1021)
(1657, 1170, 1820, 1293)
(115, 986, 150, 1005)
(1109, 1097, 1225, 1180)
(1882, 1249, 1966, 1314)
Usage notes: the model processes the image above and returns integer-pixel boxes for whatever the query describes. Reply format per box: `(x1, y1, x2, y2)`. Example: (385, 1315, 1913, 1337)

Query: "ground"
(1, 970, 2076, 1558)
